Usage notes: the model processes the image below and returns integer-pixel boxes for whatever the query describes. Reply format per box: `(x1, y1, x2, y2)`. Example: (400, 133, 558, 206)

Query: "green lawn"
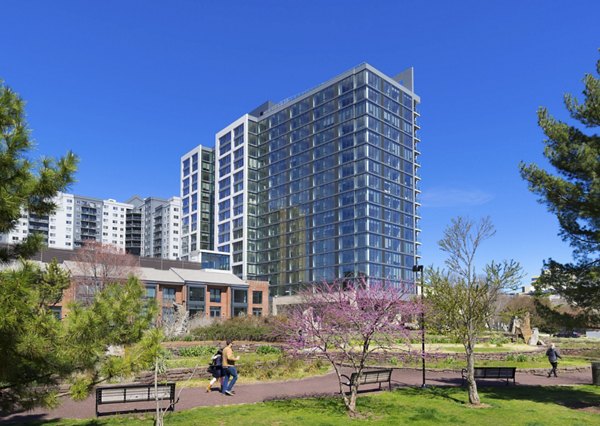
(31, 385, 600, 425)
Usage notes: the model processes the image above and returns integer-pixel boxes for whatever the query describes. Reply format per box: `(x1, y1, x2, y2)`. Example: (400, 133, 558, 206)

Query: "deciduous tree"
(283, 279, 419, 416)
(71, 240, 139, 304)
(425, 217, 523, 405)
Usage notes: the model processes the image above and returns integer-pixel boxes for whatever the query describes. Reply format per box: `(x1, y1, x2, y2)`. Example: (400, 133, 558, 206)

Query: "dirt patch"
(578, 406, 600, 414)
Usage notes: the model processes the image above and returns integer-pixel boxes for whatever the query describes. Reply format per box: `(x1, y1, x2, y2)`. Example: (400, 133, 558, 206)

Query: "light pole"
(412, 264, 425, 387)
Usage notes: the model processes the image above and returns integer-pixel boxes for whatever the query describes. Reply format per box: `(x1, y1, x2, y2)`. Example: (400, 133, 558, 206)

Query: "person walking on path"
(206, 348, 223, 392)
(221, 340, 240, 396)
(546, 343, 562, 377)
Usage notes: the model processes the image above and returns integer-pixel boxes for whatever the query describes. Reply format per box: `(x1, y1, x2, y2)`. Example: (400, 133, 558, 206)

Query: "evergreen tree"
(520, 53, 600, 313)
(0, 80, 78, 261)
(0, 81, 158, 413)
(0, 260, 71, 412)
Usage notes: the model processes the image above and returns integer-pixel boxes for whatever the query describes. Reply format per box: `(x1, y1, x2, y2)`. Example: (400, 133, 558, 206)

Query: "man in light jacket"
(221, 339, 240, 396)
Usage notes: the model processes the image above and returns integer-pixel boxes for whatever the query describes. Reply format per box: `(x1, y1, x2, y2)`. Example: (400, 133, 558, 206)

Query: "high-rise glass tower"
(190, 63, 420, 295)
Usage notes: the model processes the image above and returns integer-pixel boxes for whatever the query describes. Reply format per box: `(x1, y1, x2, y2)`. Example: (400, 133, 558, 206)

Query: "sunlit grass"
(34, 385, 600, 425)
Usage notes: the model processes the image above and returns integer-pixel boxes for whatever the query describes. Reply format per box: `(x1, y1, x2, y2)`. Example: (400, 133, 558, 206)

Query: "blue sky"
(2, 0, 598, 282)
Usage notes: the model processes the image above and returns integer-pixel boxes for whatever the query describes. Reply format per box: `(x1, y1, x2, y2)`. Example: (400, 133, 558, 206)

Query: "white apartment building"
(127, 195, 182, 260)
(2, 193, 181, 260)
(214, 113, 260, 279)
(180, 146, 214, 262)
(100, 199, 131, 251)
(0, 192, 75, 249)
(49, 192, 75, 249)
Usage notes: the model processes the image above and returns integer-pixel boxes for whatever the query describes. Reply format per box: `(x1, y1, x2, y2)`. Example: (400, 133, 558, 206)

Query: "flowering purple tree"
(283, 279, 421, 416)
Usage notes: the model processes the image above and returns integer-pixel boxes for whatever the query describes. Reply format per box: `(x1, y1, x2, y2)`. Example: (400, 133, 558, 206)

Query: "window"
(233, 306, 247, 317)
(188, 285, 205, 318)
(146, 285, 157, 299)
(163, 287, 176, 303)
(233, 289, 247, 304)
(210, 306, 221, 318)
(162, 306, 175, 322)
(252, 307, 263, 317)
(210, 288, 222, 303)
(252, 291, 263, 305)
(49, 306, 62, 320)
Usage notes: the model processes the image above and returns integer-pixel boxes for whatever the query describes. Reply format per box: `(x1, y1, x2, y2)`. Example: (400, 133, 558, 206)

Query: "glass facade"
(200, 251, 231, 270)
(211, 64, 421, 295)
(254, 67, 419, 294)
(187, 285, 206, 318)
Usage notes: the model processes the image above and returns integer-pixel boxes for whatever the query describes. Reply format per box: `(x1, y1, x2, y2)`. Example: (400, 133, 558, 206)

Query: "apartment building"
(127, 196, 182, 260)
(182, 63, 421, 295)
(180, 145, 215, 261)
(2, 193, 182, 260)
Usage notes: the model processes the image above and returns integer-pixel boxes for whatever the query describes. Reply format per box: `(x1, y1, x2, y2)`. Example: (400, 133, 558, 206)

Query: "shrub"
(506, 353, 529, 363)
(190, 316, 285, 342)
(423, 335, 461, 344)
(237, 355, 326, 381)
(178, 345, 218, 357)
(489, 335, 510, 347)
(516, 354, 528, 363)
(256, 345, 282, 355)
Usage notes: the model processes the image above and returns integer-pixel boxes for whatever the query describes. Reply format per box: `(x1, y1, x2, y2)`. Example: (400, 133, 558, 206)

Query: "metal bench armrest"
(340, 374, 352, 386)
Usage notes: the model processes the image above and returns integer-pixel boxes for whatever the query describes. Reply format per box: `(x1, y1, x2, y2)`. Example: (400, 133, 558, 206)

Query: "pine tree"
(520, 53, 600, 313)
(0, 81, 158, 413)
(0, 80, 78, 261)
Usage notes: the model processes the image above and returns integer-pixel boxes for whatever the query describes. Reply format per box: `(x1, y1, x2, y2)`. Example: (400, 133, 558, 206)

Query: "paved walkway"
(1, 368, 593, 424)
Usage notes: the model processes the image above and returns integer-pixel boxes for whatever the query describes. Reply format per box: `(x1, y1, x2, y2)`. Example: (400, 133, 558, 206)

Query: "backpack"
(211, 351, 223, 367)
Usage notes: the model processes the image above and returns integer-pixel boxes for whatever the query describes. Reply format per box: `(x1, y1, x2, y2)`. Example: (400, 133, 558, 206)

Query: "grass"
(381, 340, 599, 369)
(165, 351, 282, 369)
(166, 351, 329, 384)
(28, 385, 600, 425)
(166, 341, 597, 375)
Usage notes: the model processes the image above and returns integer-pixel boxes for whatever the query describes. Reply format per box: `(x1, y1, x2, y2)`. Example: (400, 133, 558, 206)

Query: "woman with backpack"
(206, 348, 223, 392)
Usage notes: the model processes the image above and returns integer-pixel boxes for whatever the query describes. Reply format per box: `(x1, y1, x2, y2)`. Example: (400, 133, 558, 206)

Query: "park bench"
(461, 367, 516, 385)
(341, 368, 393, 393)
(95, 382, 176, 417)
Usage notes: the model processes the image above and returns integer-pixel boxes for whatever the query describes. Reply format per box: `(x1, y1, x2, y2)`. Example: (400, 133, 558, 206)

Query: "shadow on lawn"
(481, 385, 600, 410)
(265, 395, 347, 416)
(0, 414, 104, 426)
(400, 386, 466, 405)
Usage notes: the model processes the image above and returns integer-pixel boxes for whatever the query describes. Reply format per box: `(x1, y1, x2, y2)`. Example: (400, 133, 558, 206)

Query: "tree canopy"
(0, 262, 158, 413)
(0, 80, 158, 414)
(0, 80, 78, 262)
(425, 217, 523, 405)
(519, 53, 600, 313)
(282, 279, 419, 416)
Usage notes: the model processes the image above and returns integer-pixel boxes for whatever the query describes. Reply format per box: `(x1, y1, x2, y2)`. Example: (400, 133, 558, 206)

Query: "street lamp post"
(412, 264, 425, 387)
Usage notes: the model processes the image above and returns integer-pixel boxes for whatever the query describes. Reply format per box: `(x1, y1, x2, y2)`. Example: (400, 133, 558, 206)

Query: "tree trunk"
(465, 345, 480, 405)
(347, 388, 357, 416)
(154, 359, 163, 426)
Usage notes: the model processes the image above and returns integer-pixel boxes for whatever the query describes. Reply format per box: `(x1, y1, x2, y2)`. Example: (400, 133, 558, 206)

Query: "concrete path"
(0, 368, 593, 424)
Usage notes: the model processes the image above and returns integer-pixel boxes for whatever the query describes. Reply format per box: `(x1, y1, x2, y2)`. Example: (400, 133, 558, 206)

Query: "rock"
(528, 327, 539, 346)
